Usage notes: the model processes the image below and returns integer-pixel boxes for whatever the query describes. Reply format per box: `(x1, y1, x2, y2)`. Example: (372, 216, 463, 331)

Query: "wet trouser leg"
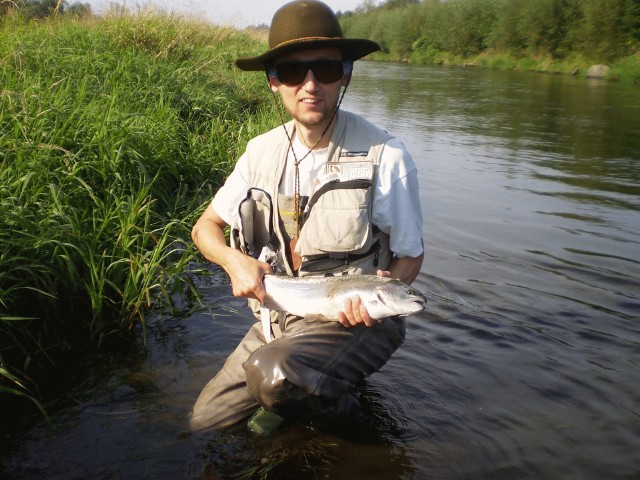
(189, 322, 265, 431)
(189, 317, 405, 431)
(244, 317, 406, 420)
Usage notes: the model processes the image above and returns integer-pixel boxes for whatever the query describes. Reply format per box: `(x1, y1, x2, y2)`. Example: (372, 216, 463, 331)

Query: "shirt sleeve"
(210, 152, 250, 227)
(373, 137, 424, 258)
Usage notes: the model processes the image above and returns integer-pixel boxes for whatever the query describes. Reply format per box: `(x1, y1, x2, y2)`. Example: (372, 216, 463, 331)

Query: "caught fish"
(261, 274, 427, 321)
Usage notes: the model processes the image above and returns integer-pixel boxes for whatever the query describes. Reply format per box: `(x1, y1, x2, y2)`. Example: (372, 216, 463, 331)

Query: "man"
(189, 0, 423, 433)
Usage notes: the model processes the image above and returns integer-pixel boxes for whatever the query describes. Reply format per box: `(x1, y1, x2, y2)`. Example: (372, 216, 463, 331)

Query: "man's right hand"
(224, 250, 272, 302)
(191, 203, 273, 303)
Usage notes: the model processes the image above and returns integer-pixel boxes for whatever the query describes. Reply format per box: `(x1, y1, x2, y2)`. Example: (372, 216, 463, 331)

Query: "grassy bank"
(398, 49, 640, 83)
(0, 11, 277, 415)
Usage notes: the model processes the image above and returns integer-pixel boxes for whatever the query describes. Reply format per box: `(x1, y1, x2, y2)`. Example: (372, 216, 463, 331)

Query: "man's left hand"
(338, 296, 377, 327)
(337, 270, 391, 328)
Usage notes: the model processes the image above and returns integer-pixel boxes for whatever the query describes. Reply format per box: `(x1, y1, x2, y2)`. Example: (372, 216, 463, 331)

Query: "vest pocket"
(235, 188, 275, 257)
(296, 181, 373, 257)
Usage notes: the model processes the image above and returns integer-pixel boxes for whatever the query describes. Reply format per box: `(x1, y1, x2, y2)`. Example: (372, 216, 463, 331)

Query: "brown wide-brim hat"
(236, 0, 380, 71)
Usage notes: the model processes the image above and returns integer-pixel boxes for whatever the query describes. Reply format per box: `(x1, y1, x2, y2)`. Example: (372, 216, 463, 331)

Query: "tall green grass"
(0, 10, 275, 411)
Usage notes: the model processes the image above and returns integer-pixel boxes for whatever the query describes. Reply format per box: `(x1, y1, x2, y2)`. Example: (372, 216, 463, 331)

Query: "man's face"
(269, 48, 349, 132)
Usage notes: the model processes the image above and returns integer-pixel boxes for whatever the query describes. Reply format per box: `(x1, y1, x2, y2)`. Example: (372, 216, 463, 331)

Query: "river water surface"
(3, 63, 640, 479)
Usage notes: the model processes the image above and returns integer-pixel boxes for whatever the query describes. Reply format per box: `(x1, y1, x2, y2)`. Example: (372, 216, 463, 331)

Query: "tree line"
(6, 0, 637, 66)
(1, 0, 91, 18)
(339, 0, 640, 64)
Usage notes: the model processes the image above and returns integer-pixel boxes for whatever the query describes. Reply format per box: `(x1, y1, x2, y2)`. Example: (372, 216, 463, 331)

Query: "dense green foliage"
(1, 0, 91, 18)
(341, 0, 640, 80)
(0, 12, 275, 409)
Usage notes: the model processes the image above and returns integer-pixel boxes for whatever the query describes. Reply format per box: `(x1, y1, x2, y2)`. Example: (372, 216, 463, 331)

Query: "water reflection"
(351, 62, 640, 191)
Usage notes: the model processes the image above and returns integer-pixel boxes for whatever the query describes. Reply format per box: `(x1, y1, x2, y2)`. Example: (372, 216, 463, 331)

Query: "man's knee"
(243, 346, 298, 411)
(243, 318, 405, 417)
(189, 367, 259, 431)
(243, 344, 333, 417)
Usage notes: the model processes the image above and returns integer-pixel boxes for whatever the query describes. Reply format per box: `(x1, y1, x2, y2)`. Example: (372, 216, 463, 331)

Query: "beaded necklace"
(268, 74, 350, 270)
(270, 90, 346, 236)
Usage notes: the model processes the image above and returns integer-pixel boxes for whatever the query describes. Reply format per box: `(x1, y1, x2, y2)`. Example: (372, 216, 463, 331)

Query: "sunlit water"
(3, 63, 640, 479)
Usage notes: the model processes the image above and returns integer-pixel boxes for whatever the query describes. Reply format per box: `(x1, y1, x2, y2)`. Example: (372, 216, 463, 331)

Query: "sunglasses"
(268, 60, 352, 85)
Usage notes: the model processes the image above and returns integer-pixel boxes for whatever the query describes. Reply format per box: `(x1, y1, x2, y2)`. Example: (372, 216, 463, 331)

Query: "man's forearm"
(191, 217, 234, 268)
(388, 253, 424, 284)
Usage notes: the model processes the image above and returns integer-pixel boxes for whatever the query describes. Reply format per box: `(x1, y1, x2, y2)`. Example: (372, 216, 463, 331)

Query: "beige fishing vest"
(231, 110, 393, 278)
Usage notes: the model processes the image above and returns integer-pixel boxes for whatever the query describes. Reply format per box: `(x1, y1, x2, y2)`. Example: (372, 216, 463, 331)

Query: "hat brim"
(236, 38, 380, 71)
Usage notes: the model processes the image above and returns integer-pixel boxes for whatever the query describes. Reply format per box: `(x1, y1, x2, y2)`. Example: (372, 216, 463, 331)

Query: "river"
(3, 62, 640, 479)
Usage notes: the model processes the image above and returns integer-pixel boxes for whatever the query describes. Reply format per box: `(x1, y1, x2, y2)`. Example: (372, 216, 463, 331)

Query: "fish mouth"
(410, 299, 427, 311)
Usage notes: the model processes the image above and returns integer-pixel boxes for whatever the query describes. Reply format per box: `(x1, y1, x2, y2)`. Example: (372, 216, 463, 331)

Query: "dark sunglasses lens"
(276, 61, 344, 85)
(276, 63, 308, 84)
(314, 61, 344, 83)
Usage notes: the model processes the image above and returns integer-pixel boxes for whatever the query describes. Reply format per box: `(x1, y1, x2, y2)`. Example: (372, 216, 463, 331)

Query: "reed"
(0, 10, 276, 410)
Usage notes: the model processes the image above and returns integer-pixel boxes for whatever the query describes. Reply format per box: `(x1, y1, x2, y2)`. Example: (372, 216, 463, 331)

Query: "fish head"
(365, 281, 427, 319)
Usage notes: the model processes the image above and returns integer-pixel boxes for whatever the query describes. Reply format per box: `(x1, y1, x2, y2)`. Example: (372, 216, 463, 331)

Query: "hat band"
(271, 36, 344, 51)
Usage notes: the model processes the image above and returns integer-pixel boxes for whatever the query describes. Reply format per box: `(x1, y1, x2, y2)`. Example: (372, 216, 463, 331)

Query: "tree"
(67, 1, 91, 17)
(577, 0, 640, 61)
(1, 1, 17, 17)
(355, 0, 377, 14)
(382, 0, 420, 9)
(13, 0, 67, 18)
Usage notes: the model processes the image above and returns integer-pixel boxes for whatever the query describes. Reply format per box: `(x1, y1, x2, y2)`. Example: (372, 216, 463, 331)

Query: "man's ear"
(269, 77, 279, 93)
(342, 61, 353, 86)
(265, 67, 279, 92)
(267, 71, 279, 92)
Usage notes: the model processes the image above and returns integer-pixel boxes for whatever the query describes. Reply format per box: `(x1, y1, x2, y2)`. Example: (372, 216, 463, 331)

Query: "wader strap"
(260, 306, 272, 343)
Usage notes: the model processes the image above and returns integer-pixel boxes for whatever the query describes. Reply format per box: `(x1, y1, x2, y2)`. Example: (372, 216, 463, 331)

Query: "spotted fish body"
(261, 274, 427, 321)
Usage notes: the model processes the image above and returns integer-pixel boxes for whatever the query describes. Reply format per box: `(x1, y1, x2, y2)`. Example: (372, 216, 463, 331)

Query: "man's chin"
(295, 112, 332, 130)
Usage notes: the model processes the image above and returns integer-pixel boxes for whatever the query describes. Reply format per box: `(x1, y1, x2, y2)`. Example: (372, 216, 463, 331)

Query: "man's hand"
(225, 251, 272, 302)
(192, 203, 272, 302)
(337, 270, 391, 328)
(338, 296, 375, 327)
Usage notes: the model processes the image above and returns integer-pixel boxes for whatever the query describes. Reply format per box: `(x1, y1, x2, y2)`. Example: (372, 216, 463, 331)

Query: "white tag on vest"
(326, 161, 374, 182)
